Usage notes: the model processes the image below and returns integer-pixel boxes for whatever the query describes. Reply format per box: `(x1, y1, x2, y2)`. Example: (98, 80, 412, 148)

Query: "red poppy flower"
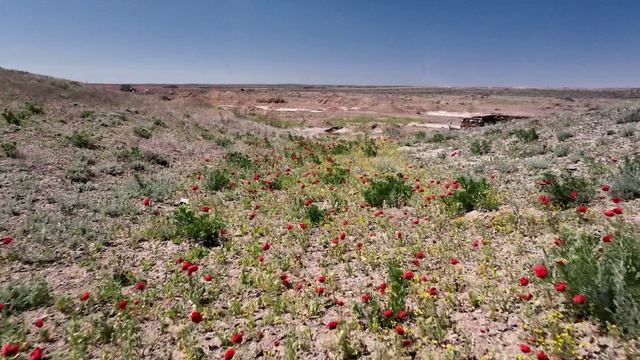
(335, 299, 344, 306)
(602, 234, 613, 243)
(553, 238, 563, 246)
(538, 195, 551, 205)
(203, 274, 213, 282)
(572, 294, 587, 304)
(355, 242, 363, 250)
(361, 293, 370, 303)
(569, 191, 578, 200)
(261, 242, 271, 251)
(613, 207, 623, 214)
(1, 343, 19, 357)
(1, 236, 13, 245)
(0, 304, 4, 312)
(30, 347, 44, 360)
(415, 251, 425, 259)
(428, 287, 438, 296)
(402, 271, 414, 280)
(382, 309, 394, 318)
(134, 281, 146, 291)
(603, 209, 615, 217)
(257, 255, 265, 263)
(231, 332, 243, 344)
(536, 351, 549, 360)
(471, 239, 479, 248)
(601, 184, 610, 191)
(79, 291, 90, 301)
(315, 287, 325, 295)
(611, 196, 621, 204)
(187, 265, 199, 275)
(326, 320, 338, 329)
(532, 264, 548, 278)
(518, 293, 533, 301)
(224, 348, 235, 360)
(396, 310, 409, 319)
(34, 319, 44, 328)
(299, 223, 308, 230)
(143, 197, 151, 206)
(190, 310, 203, 323)
(554, 282, 567, 292)
(378, 282, 387, 295)
(401, 338, 413, 347)
(450, 258, 459, 265)
(318, 275, 326, 283)
(394, 325, 405, 335)
(191, 184, 199, 191)
(519, 277, 530, 286)
(201, 206, 210, 213)
(575, 205, 588, 213)
(519, 344, 531, 353)
(117, 299, 128, 310)
(395, 231, 402, 239)
(286, 223, 294, 231)
(181, 261, 192, 271)
(303, 198, 314, 206)
(248, 211, 256, 220)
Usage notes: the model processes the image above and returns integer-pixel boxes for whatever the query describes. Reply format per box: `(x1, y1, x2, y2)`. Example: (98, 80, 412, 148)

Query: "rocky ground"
(1, 67, 639, 359)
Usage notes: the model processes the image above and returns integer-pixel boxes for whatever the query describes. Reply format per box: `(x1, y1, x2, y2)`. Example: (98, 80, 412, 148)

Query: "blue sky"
(1, 0, 638, 87)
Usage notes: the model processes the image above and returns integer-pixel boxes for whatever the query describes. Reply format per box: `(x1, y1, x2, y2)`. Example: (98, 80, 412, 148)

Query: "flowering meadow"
(1, 77, 639, 358)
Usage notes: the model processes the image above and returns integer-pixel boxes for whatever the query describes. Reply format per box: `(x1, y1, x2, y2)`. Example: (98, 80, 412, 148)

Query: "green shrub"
(205, 168, 230, 191)
(610, 156, 640, 200)
(441, 176, 499, 214)
(322, 166, 350, 185)
(540, 173, 594, 208)
(330, 142, 352, 155)
(152, 117, 167, 128)
(550, 224, 640, 337)
(171, 204, 226, 247)
(66, 156, 96, 183)
(616, 108, 640, 124)
(129, 174, 176, 202)
(386, 261, 409, 313)
(0, 279, 51, 313)
(214, 137, 233, 148)
(510, 127, 539, 143)
(556, 130, 574, 141)
(80, 110, 95, 119)
(305, 204, 326, 226)
(226, 152, 254, 169)
(68, 131, 98, 149)
(133, 126, 152, 139)
(2, 109, 27, 126)
(553, 145, 569, 157)
(2, 142, 18, 158)
(362, 139, 378, 157)
(426, 131, 456, 143)
(24, 101, 44, 115)
(363, 174, 412, 208)
(469, 138, 491, 155)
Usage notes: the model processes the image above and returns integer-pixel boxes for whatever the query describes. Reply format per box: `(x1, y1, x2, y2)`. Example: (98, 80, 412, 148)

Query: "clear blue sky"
(1, 0, 639, 87)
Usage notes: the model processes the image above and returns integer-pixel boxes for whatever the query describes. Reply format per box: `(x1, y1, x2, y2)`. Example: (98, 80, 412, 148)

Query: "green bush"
(171, 204, 226, 247)
(305, 204, 326, 226)
(68, 131, 98, 149)
(1, 142, 18, 158)
(322, 166, 350, 185)
(616, 108, 640, 124)
(540, 173, 594, 208)
(362, 139, 378, 157)
(469, 138, 491, 155)
(226, 152, 254, 169)
(205, 168, 231, 191)
(441, 176, 499, 214)
(363, 174, 412, 208)
(24, 101, 44, 115)
(133, 126, 153, 139)
(556, 130, 574, 141)
(510, 128, 539, 143)
(610, 156, 640, 200)
(66, 156, 96, 183)
(426, 131, 456, 143)
(80, 110, 95, 119)
(0, 279, 51, 313)
(550, 225, 640, 337)
(2, 109, 27, 126)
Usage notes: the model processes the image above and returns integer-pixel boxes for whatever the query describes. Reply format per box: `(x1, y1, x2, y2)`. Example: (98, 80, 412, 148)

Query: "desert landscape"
(0, 66, 639, 359)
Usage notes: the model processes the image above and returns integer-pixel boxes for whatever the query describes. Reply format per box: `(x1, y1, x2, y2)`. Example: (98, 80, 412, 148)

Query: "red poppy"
(134, 281, 146, 291)
(396, 310, 409, 319)
(262, 242, 271, 251)
(0, 304, 4, 312)
(1, 343, 19, 357)
(190, 310, 203, 323)
(378, 282, 387, 295)
(602, 234, 613, 243)
(231, 332, 243, 344)
(536, 351, 549, 360)
(611, 196, 621, 204)
(143, 197, 151, 206)
(415, 251, 425, 259)
(201, 206, 210, 213)
(315, 287, 325, 295)
(203, 274, 213, 282)
(450, 258, 459, 265)
(1, 236, 13, 245)
(532, 264, 548, 279)
(117, 300, 128, 310)
(554, 282, 566, 292)
(553, 238, 563, 246)
(471, 240, 479, 248)
(191, 184, 199, 191)
(355, 242, 363, 250)
(257, 255, 265, 263)
(223, 348, 235, 360)
(326, 320, 338, 329)
(575, 205, 588, 214)
(572, 294, 587, 304)
(187, 265, 199, 275)
(299, 223, 308, 230)
(569, 191, 578, 200)
(382, 309, 394, 318)
(519, 277, 530, 286)
(339, 232, 346, 240)
(601, 184, 610, 192)
(30, 347, 44, 360)
(603, 209, 615, 217)
(519, 344, 531, 353)
(34, 319, 44, 328)
(401, 338, 413, 347)
(613, 207, 623, 214)
(335, 299, 344, 306)
(518, 293, 533, 301)
(395, 231, 402, 239)
(361, 293, 370, 303)
(79, 291, 90, 301)
(402, 271, 414, 280)
(538, 195, 551, 205)
(318, 275, 326, 283)
(394, 325, 405, 335)
(428, 287, 438, 296)
(286, 223, 294, 231)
